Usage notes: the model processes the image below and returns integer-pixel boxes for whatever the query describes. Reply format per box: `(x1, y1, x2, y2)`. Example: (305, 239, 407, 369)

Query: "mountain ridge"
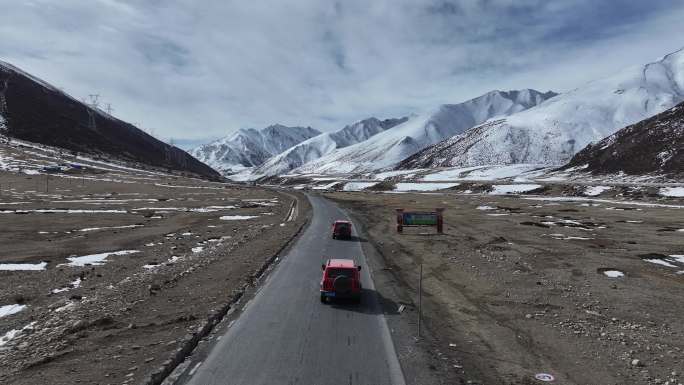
(0, 60, 219, 179)
(564, 101, 684, 178)
(190, 124, 321, 174)
(290, 89, 557, 174)
(251, 116, 408, 177)
(397, 47, 684, 170)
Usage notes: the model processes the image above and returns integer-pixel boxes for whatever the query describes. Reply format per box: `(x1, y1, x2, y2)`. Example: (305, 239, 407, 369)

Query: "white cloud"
(1, 0, 683, 142)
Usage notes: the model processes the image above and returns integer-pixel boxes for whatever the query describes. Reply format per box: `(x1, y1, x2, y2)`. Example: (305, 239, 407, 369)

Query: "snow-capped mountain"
(564, 101, 684, 178)
(398, 47, 684, 170)
(251, 117, 408, 177)
(190, 124, 320, 174)
(291, 89, 557, 174)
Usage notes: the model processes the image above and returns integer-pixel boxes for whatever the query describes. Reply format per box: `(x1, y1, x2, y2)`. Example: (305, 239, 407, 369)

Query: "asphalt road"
(184, 194, 405, 385)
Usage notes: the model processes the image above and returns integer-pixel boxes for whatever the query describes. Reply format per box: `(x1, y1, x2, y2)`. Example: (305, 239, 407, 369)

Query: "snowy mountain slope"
(252, 117, 407, 176)
(292, 89, 557, 174)
(190, 124, 320, 174)
(398, 47, 684, 170)
(564, 101, 684, 178)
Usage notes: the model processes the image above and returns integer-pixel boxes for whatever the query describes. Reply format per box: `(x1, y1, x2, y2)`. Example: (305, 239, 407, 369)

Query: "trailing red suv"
(331, 220, 352, 240)
(320, 259, 362, 303)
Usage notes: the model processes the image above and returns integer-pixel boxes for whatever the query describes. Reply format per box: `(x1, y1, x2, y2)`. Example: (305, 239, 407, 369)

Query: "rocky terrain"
(0, 140, 308, 385)
(329, 190, 683, 385)
(566, 101, 684, 179)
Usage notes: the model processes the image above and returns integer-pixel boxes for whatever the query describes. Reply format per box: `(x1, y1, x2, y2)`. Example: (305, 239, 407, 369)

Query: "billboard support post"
(396, 209, 404, 233)
(436, 208, 444, 234)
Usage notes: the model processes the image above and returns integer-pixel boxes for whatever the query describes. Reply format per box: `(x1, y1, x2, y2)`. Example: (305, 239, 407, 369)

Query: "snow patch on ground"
(584, 186, 612, 196)
(0, 322, 36, 347)
(0, 304, 26, 318)
(0, 209, 127, 214)
(51, 278, 82, 294)
(219, 215, 259, 220)
(660, 187, 684, 197)
(311, 181, 341, 190)
(644, 258, 678, 268)
(60, 250, 140, 267)
(371, 170, 420, 180)
(342, 182, 377, 191)
(669, 255, 684, 264)
(490, 184, 542, 195)
(0, 262, 47, 271)
(394, 183, 459, 191)
(78, 225, 142, 232)
(603, 270, 624, 278)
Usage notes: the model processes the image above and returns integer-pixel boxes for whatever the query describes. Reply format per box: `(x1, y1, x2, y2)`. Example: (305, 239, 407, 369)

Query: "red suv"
(331, 220, 352, 240)
(320, 259, 362, 303)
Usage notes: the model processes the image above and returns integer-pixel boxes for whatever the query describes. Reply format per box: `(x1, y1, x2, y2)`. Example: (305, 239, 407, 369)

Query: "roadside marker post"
(436, 208, 444, 234)
(418, 262, 423, 338)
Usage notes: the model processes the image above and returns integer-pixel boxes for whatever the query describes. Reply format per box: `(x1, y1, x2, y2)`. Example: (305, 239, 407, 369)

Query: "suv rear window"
(335, 223, 350, 231)
(326, 268, 354, 278)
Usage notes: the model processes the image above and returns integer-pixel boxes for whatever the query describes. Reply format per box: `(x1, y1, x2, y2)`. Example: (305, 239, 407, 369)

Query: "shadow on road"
(327, 288, 400, 316)
(333, 235, 368, 243)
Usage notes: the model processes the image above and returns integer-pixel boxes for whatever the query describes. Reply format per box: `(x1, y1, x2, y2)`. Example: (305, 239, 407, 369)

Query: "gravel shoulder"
(328, 191, 683, 385)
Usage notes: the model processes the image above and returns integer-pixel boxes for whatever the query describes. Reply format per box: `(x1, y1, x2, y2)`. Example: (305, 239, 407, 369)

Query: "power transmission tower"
(105, 103, 113, 115)
(88, 94, 100, 108)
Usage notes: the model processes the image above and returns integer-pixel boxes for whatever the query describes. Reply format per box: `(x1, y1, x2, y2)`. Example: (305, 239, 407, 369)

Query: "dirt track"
(329, 191, 683, 385)
(0, 171, 309, 385)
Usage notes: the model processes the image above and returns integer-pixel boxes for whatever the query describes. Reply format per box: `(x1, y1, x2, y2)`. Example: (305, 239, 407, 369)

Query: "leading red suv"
(320, 259, 362, 303)
(331, 220, 352, 240)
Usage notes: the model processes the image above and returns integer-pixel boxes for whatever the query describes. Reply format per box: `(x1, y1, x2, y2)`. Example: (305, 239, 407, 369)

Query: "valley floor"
(0, 169, 309, 385)
(329, 191, 683, 385)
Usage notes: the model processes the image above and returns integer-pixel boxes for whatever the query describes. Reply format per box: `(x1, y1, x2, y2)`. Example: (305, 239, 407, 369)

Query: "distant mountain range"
(251, 117, 408, 177)
(189, 125, 320, 174)
(6, 45, 682, 183)
(398, 48, 684, 170)
(565, 101, 684, 178)
(0, 60, 219, 179)
(293, 89, 557, 175)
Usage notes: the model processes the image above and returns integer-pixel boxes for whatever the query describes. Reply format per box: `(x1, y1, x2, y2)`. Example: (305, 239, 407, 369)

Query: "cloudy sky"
(1, 0, 684, 148)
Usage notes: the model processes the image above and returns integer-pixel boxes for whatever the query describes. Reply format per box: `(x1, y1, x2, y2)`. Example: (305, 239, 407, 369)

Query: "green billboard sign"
(402, 212, 438, 226)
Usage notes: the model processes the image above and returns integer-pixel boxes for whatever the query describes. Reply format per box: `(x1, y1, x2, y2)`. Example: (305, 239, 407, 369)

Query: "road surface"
(183, 194, 405, 385)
